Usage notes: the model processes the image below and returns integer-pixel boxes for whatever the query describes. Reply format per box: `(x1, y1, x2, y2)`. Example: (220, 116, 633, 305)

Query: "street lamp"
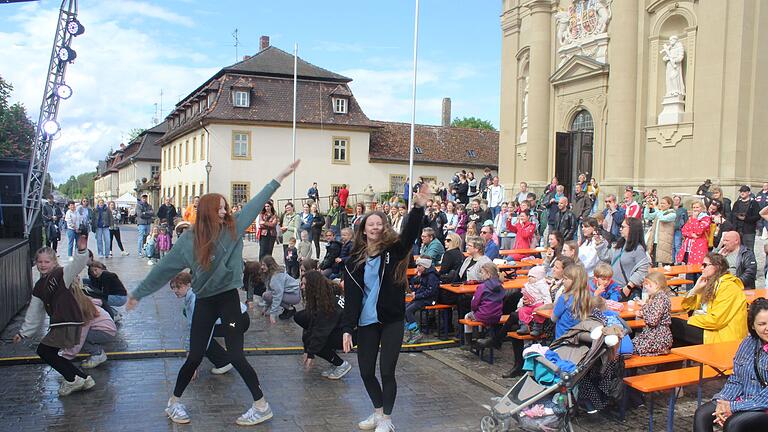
(205, 161, 212, 194)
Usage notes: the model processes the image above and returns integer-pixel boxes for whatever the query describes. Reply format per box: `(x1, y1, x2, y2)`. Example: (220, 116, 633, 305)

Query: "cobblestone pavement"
(0, 225, 758, 431)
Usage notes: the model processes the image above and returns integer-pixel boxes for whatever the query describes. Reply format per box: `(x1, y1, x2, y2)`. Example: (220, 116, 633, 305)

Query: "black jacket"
(732, 245, 757, 289)
(157, 204, 178, 223)
(320, 240, 342, 270)
(412, 266, 440, 301)
(553, 209, 577, 240)
(303, 295, 344, 355)
(334, 240, 353, 274)
(729, 199, 761, 236)
(86, 270, 128, 300)
(342, 206, 423, 333)
(424, 210, 447, 241)
(438, 248, 465, 283)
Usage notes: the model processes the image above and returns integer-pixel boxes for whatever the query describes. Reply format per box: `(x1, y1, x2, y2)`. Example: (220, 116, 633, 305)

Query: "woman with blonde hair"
(127, 160, 299, 426)
(438, 232, 465, 283)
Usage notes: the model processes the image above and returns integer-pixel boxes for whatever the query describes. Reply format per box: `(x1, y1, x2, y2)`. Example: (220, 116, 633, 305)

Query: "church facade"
(499, 0, 768, 197)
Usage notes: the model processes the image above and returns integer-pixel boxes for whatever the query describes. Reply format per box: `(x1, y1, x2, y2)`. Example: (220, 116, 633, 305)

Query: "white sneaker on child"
(165, 401, 190, 424)
(375, 418, 395, 432)
(81, 351, 107, 369)
(211, 363, 233, 375)
(358, 412, 383, 430)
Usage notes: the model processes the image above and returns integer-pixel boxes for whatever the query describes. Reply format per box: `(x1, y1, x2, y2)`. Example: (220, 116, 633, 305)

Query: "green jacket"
(281, 212, 300, 243)
(131, 180, 280, 300)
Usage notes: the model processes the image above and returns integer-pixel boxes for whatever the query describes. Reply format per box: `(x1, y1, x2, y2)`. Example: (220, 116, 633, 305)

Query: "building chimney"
(259, 35, 270, 51)
(243, 55, 251, 61)
(441, 97, 452, 127)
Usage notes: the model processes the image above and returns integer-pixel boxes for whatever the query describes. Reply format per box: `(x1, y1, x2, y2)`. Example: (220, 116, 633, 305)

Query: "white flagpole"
(292, 43, 298, 203)
(407, 0, 420, 210)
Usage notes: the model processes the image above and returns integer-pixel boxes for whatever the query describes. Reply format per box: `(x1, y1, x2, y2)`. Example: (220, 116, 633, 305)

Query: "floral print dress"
(633, 294, 673, 356)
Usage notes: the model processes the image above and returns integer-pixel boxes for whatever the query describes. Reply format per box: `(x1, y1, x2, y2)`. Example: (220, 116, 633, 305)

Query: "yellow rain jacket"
(682, 273, 748, 344)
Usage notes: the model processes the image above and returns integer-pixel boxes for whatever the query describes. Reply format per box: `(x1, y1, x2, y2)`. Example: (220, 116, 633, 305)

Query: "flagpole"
(292, 43, 298, 203)
(407, 0, 420, 210)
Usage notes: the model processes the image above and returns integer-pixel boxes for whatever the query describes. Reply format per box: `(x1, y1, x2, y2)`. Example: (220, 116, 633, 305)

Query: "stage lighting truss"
(55, 83, 73, 99)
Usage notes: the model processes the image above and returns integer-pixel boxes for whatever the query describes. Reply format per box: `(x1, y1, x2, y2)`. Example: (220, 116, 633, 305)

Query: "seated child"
(588, 262, 622, 301)
(462, 262, 505, 348)
(404, 258, 440, 344)
(632, 272, 673, 356)
(552, 263, 591, 339)
(85, 261, 128, 321)
(262, 256, 302, 322)
(514, 265, 551, 337)
(170, 272, 249, 375)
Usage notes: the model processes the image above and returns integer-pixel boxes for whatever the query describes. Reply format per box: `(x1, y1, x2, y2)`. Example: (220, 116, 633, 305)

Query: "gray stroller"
(480, 318, 615, 432)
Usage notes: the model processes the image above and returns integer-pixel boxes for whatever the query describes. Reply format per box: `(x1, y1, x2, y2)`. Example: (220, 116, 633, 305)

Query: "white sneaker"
(81, 351, 107, 369)
(236, 402, 273, 426)
(327, 360, 352, 380)
(320, 366, 336, 378)
(165, 401, 191, 424)
(211, 363, 233, 375)
(59, 375, 94, 396)
(375, 418, 395, 432)
(121, 251, 129, 256)
(358, 413, 383, 430)
(147, 259, 154, 265)
(113, 312, 123, 324)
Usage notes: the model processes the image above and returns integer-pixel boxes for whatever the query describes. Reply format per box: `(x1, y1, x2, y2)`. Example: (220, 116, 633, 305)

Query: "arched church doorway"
(555, 109, 594, 197)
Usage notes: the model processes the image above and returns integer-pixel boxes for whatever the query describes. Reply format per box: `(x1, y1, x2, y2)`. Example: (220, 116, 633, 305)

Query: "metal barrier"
(0, 239, 32, 331)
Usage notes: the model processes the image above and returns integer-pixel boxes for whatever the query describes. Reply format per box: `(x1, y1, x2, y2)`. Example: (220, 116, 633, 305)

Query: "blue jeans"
(107, 295, 127, 307)
(490, 205, 501, 221)
(66, 228, 77, 256)
(672, 230, 683, 263)
(95, 227, 109, 257)
(137, 224, 150, 255)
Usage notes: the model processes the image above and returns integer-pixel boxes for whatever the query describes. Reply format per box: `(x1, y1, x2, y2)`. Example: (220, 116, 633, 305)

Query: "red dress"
(676, 214, 711, 264)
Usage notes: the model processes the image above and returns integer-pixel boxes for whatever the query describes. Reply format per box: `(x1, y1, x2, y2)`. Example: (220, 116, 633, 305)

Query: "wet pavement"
(0, 225, 757, 431)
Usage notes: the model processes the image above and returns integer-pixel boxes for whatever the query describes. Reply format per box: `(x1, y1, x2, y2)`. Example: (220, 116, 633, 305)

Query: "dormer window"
(332, 97, 348, 114)
(467, 150, 477, 158)
(233, 90, 250, 107)
(415, 146, 423, 155)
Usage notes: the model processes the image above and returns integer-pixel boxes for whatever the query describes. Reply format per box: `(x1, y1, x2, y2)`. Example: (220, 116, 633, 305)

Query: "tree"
(57, 171, 96, 200)
(127, 128, 145, 142)
(451, 116, 496, 131)
(0, 75, 35, 158)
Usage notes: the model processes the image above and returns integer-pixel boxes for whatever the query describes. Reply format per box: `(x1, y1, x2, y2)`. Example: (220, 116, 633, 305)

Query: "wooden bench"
(418, 304, 454, 337)
(623, 366, 731, 432)
(506, 331, 542, 341)
(458, 315, 510, 364)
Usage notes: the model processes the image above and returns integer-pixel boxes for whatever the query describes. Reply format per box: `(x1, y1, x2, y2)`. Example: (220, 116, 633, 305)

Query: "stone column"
(604, 1, 638, 184)
(521, 1, 552, 186)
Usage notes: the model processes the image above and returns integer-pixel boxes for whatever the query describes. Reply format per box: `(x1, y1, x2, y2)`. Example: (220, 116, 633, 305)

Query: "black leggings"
(671, 316, 704, 346)
(293, 310, 344, 367)
(37, 343, 87, 382)
(174, 289, 263, 400)
(311, 229, 322, 258)
(109, 228, 124, 252)
(694, 400, 768, 432)
(206, 311, 251, 368)
(357, 321, 404, 415)
(259, 234, 275, 259)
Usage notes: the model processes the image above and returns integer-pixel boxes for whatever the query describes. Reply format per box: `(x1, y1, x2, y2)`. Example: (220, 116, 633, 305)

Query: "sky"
(0, 0, 502, 184)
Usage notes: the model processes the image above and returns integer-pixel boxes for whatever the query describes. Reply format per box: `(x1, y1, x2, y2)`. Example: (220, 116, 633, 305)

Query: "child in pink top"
(516, 266, 551, 337)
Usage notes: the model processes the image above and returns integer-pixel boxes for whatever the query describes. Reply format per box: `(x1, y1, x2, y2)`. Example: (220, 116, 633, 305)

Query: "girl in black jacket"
(341, 185, 429, 432)
(294, 270, 352, 380)
(309, 204, 325, 259)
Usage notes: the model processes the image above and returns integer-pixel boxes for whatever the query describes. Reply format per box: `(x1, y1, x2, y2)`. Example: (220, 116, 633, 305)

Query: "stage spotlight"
(66, 18, 85, 36)
(55, 83, 73, 100)
(42, 119, 60, 136)
(57, 46, 76, 63)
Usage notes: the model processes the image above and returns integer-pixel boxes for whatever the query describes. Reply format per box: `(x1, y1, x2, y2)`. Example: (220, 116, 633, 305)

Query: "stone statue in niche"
(661, 35, 686, 97)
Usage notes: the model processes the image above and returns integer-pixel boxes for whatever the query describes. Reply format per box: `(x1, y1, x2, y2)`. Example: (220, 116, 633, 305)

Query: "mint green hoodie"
(131, 179, 280, 300)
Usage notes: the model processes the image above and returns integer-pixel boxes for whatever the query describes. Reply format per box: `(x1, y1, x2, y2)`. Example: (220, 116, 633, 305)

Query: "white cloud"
(0, 2, 216, 184)
(342, 59, 481, 125)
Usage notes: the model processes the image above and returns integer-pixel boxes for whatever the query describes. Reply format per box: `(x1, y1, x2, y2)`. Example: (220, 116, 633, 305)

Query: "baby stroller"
(480, 318, 618, 432)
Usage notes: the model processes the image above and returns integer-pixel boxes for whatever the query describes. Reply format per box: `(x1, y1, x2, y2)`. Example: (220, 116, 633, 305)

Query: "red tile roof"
(368, 121, 498, 169)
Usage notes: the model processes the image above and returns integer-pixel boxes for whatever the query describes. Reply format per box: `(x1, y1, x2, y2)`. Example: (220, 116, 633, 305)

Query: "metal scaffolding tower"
(23, 0, 83, 237)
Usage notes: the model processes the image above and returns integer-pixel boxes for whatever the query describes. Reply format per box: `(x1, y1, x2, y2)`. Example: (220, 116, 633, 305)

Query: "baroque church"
(499, 0, 768, 196)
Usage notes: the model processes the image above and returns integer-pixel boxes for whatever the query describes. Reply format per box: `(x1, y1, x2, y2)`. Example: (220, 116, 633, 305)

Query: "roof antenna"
(233, 28, 240, 61)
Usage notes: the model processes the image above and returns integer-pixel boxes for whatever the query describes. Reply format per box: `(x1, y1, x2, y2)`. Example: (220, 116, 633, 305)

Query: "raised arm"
(236, 160, 301, 235)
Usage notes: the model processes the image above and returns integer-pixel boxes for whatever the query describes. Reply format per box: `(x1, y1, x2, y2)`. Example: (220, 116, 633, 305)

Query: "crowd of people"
(15, 167, 768, 431)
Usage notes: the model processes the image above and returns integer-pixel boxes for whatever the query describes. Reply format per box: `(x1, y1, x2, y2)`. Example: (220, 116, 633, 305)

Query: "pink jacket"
(62, 299, 117, 360)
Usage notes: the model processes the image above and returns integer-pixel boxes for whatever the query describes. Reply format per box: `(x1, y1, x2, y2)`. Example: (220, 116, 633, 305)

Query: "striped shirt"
(714, 336, 768, 412)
